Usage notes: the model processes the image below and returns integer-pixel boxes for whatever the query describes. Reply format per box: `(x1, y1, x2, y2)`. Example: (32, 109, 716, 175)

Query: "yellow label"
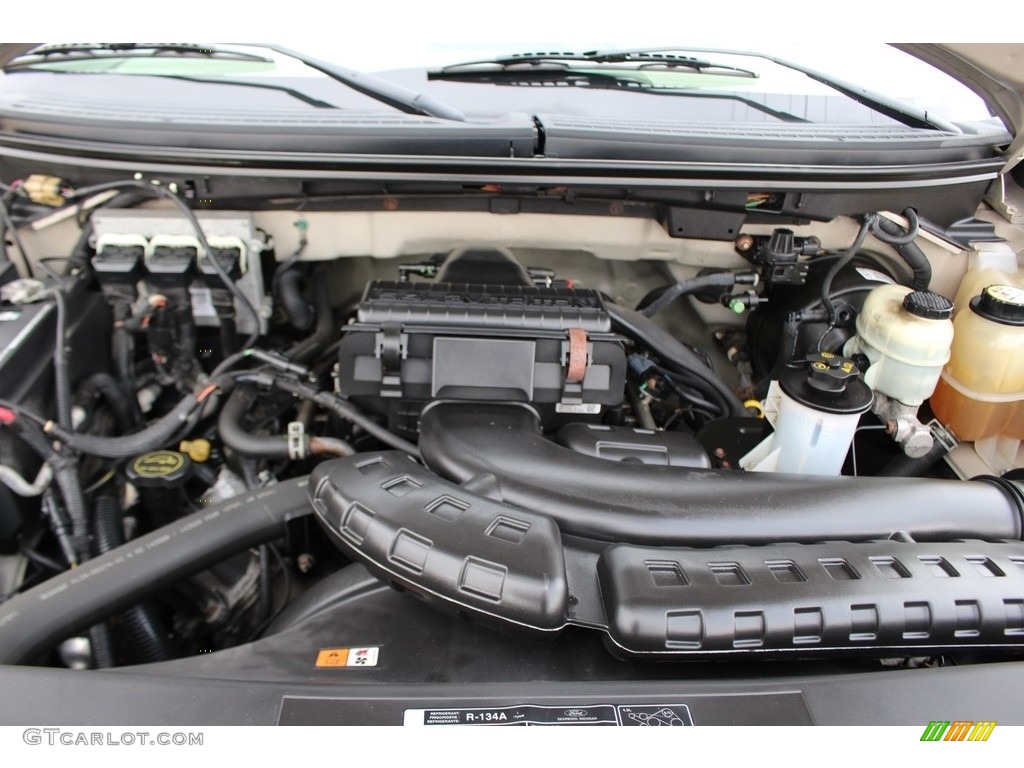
(812, 362, 828, 371)
(986, 284, 1024, 305)
(819, 352, 835, 359)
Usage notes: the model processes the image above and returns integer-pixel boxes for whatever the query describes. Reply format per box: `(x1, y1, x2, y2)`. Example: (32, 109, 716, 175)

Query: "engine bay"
(1, 181, 1024, 713)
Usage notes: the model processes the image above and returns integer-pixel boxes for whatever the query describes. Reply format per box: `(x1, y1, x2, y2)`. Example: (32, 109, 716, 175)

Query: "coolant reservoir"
(845, 284, 953, 406)
(930, 285, 1024, 441)
(953, 242, 1022, 317)
(740, 353, 873, 475)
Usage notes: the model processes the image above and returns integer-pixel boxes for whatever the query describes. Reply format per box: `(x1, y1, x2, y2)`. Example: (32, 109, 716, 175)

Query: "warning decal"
(314, 646, 379, 668)
(618, 705, 693, 726)
(403, 703, 693, 726)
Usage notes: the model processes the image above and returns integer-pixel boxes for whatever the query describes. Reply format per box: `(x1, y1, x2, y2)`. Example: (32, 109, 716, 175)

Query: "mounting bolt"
(297, 553, 316, 574)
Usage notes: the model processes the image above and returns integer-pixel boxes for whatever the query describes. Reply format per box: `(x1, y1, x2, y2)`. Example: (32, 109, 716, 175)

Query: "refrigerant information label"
(278, 692, 809, 725)
(402, 704, 693, 726)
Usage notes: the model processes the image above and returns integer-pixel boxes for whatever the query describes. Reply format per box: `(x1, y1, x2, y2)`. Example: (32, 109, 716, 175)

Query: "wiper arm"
(428, 67, 809, 123)
(4, 43, 467, 122)
(157, 75, 337, 109)
(8, 67, 340, 109)
(432, 51, 758, 79)
(582, 46, 962, 133)
(3, 43, 274, 70)
(262, 44, 466, 122)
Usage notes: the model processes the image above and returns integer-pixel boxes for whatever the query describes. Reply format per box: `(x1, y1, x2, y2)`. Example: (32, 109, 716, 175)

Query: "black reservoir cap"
(903, 290, 953, 320)
(970, 285, 1024, 326)
(126, 450, 192, 488)
(780, 352, 873, 415)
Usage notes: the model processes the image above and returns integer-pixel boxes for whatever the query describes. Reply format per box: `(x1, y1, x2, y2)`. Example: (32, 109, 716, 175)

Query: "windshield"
(0, 42, 999, 129)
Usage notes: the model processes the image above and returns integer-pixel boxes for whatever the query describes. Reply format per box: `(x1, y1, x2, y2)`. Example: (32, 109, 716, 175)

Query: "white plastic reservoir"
(845, 284, 954, 406)
(741, 353, 873, 476)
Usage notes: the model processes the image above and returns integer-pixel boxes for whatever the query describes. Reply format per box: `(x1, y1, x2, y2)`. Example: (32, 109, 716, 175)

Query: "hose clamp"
(287, 421, 306, 461)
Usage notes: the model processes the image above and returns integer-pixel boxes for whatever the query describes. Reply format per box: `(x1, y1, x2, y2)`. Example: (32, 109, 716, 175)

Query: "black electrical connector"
(737, 228, 822, 289)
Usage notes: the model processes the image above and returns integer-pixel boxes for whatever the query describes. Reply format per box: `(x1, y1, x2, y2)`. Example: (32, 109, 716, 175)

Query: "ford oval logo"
(564, 709, 588, 717)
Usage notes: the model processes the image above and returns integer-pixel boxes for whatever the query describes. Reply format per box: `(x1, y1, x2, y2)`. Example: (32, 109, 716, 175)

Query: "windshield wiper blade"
(431, 51, 758, 79)
(582, 46, 962, 133)
(3, 43, 274, 70)
(4, 43, 467, 122)
(263, 44, 466, 122)
(428, 67, 809, 123)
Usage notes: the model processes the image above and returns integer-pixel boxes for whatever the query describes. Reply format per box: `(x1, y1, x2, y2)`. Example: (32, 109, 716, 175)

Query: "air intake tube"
(417, 403, 1024, 546)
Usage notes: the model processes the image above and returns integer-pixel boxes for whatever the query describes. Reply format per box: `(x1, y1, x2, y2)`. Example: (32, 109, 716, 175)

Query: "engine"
(1, 200, 1023, 674)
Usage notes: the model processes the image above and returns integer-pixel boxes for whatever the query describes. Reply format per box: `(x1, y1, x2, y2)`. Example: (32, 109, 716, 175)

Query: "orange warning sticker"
(315, 648, 350, 667)
(315, 646, 380, 668)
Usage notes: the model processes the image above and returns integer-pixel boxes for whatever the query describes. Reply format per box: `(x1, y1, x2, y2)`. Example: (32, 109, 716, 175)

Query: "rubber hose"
(46, 290, 90, 561)
(277, 267, 314, 332)
(51, 458, 89, 556)
(313, 391, 421, 458)
(259, 545, 272, 625)
(218, 386, 294, 460)
(111, 313, 145, 428)
(0, 476, 311, 665)
(48, 393, 199, 459)
(637, 272, 738, 317)
(877, 440, 948, 477)
(94, 495, 175, 663)
(285, 275, 333, 364)
(874, 216, 931, 290)
(820, 215, 874, 326)
(606, 302, 745, 417)
(51, 290, 72, 431)
(81, 372, 139, 432)
(258, 376, 420, 458)
(418, 403, 1024, 546)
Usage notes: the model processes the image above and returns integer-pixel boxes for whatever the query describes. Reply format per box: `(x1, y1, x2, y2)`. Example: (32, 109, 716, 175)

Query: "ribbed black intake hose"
(0, 476, 311, 666)
(606, 303, 745, 418)
(94, 495, 175, 664)
(218, 385, 291, 460)
(88, 624, 115, 669)
(277, 267, 314, 332)
(418, 403, 1024, 546)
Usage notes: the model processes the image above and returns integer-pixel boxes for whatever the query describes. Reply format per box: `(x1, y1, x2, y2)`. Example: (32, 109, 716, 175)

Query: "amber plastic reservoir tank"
(930, 285, 1024, 441)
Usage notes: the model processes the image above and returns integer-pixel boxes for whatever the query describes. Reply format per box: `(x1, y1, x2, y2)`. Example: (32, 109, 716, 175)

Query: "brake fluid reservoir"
(930, 285, 1024, 441)
(845, 285, 953, 406)
(741, 353, 873, 475)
